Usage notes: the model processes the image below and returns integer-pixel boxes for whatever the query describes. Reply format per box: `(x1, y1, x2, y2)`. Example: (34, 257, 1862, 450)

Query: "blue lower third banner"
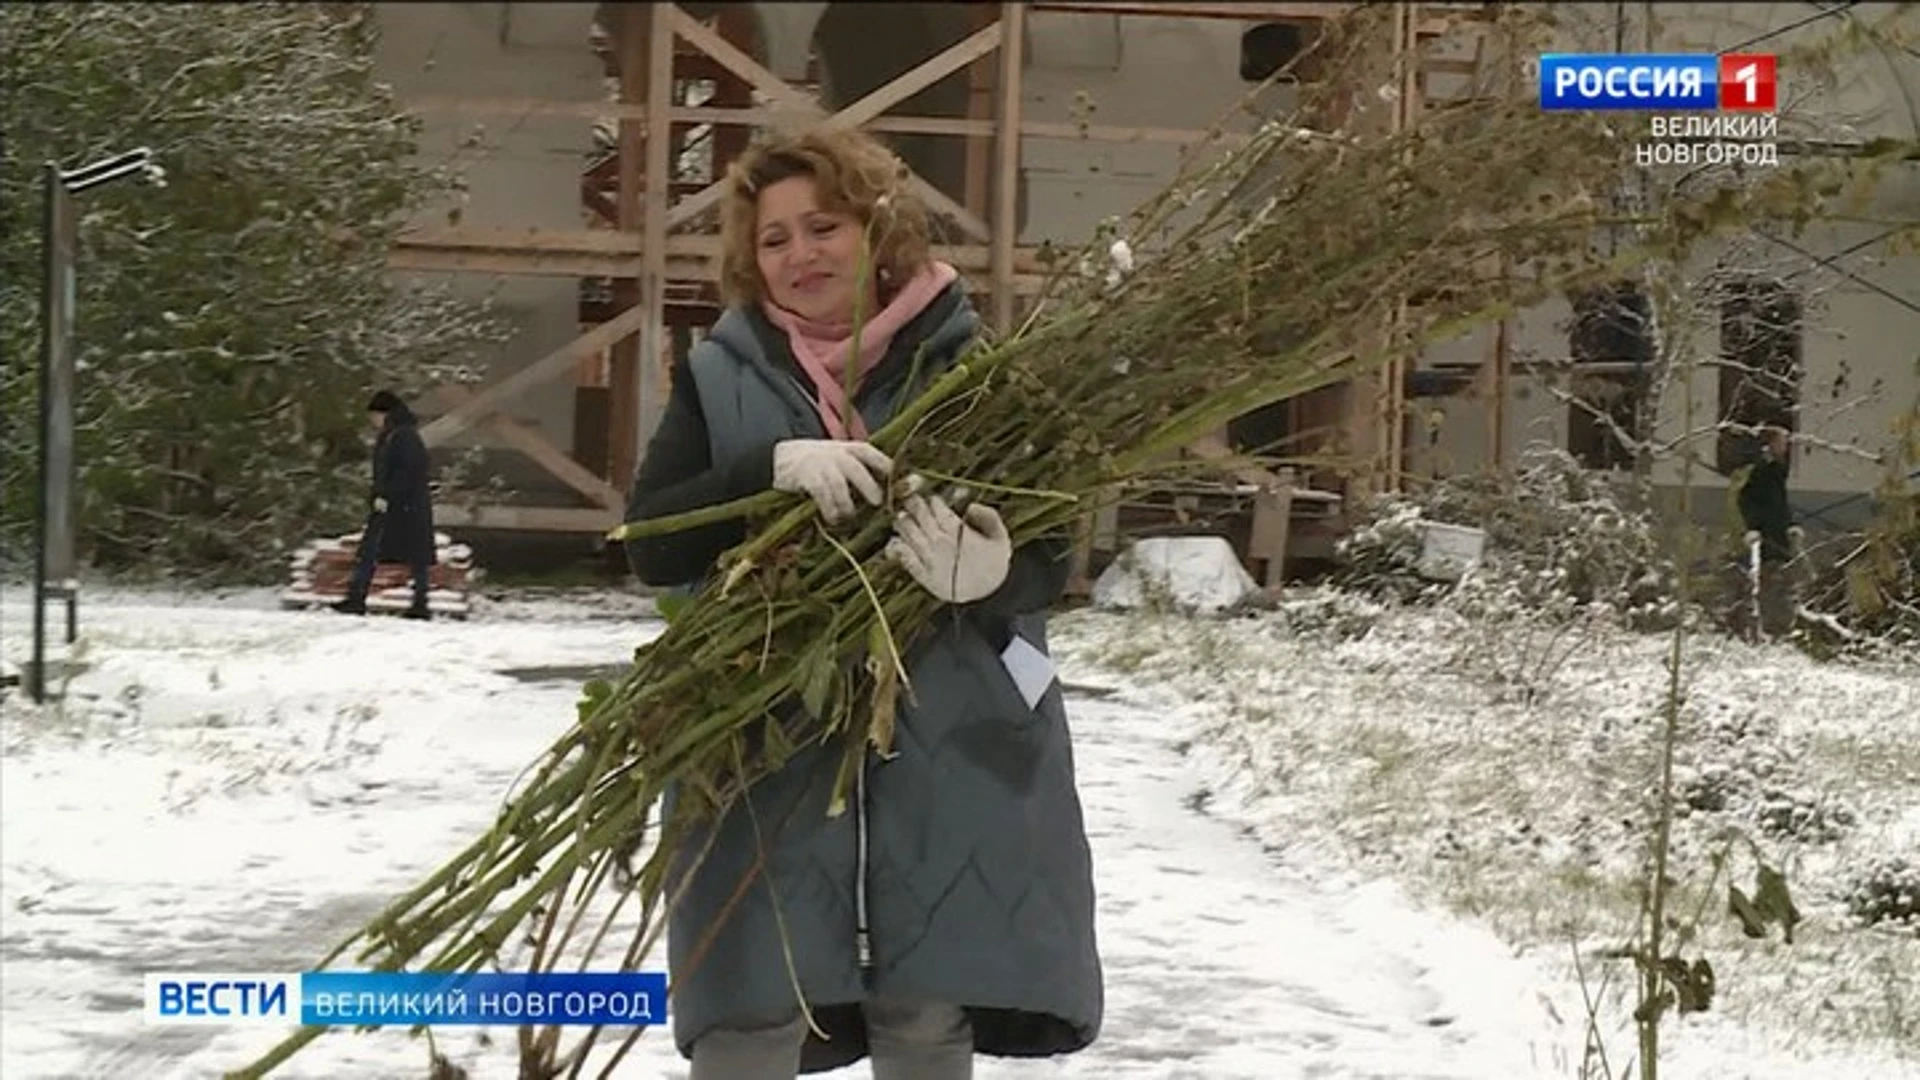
(144, 971, 669, 1026)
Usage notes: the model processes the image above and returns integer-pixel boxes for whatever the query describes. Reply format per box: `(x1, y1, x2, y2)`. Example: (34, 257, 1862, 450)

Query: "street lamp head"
(63, 148, 156, 194)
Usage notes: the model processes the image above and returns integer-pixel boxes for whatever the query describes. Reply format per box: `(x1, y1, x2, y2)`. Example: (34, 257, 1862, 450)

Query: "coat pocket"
(953, 625, 1061, 732)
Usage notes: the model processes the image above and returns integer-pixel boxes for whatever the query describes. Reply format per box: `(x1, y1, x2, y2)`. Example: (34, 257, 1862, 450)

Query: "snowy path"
(1, 593, 1569, 1079)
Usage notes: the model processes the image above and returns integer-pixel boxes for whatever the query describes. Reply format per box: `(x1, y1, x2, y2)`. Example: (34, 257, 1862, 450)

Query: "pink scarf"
(761, 260, 959, 440)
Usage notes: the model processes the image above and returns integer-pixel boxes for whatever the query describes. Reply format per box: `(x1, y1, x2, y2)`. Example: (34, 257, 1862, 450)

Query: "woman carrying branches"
(622, 127, 1103, 1079)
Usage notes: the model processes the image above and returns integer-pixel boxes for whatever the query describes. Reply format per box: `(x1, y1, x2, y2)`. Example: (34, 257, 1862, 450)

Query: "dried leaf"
(1659, 954, 1716, 1015)
(760, 713, 797, 773)
(1729, 883, 1767, 939)
(1729, 863, 1803, 944)
(824, 727, 862, 819)
(1754, 864, 1803, 945)
(799, 646, 836, 722)
(720, 553, 757, 597)
(866, 620, 902, 760)
(869, 677, 901, 761)
(1688, 957, 1716, 1013)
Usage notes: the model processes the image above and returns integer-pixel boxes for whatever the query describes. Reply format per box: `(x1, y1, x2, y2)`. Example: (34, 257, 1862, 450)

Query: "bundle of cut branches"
(232, 9, 1851, 1078)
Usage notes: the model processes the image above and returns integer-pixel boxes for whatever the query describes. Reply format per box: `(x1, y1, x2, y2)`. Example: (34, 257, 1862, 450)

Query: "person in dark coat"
(622, 127, 1102, 1080)
(1737, 426, 1793, 564)
(334, 390, 437, 619)
(1735, 425, 1796, 636)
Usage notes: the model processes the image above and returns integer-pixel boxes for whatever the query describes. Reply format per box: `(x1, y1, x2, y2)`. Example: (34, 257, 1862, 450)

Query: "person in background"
(333, 390, 436, 620)
(1735, 424, 1795, 636)
(621, 126, 1103, 1080)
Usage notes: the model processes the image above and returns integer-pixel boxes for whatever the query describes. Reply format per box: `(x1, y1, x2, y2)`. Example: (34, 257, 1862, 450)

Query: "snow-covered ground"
(2, 584, 1915, 1079)
(1056, 587, 1920, 1080)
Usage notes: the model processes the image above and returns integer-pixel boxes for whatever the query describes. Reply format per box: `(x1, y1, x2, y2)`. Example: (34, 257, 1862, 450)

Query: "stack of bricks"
(279, 530, 476, 619)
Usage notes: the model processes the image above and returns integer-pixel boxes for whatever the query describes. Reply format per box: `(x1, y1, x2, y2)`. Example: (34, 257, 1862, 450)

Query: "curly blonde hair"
(717, 127, 933, 309)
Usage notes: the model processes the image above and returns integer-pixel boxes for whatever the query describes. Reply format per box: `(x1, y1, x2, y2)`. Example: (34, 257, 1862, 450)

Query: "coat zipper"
(782, 364, 880, 978)
(854, 750, 873, 978)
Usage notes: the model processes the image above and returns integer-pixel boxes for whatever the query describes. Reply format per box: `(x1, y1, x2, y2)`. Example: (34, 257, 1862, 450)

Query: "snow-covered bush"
(1790, 406, 1919, 657)
(1845, 856, 1920, 933)
(1670, 704, 1857, 845)
(1269, 586, 1389, 641)
(1330, 499, 1444, 604)
(1796, 506, 1920, 658)
(1754, 787, 1857, 843)
(1334, 446, 1678, 626)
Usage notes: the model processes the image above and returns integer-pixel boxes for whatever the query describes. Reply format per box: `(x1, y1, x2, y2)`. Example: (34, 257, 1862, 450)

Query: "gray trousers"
(689, 999, 973, 1080)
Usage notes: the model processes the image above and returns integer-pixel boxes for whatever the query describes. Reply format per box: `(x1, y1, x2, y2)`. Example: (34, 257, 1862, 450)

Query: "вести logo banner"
(145, 971, 670, 1027)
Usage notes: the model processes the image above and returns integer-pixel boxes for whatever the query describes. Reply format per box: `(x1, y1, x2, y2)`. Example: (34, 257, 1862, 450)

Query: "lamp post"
(28, 147, 157, 704)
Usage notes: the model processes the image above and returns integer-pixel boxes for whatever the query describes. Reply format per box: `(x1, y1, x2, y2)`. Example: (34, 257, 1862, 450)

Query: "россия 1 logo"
(1537, 52, 1781, 168)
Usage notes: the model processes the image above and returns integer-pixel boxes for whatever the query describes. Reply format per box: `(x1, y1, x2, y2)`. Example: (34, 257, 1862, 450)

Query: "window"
(1716, 276, 1802, 474)
(1241, 22, 1310, 82)
(1566, 281, 1653, 471)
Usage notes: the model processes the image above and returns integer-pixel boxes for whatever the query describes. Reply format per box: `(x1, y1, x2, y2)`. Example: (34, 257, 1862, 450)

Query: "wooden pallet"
(1067, 455, 1346, 597)
(279, 531, 477, 620)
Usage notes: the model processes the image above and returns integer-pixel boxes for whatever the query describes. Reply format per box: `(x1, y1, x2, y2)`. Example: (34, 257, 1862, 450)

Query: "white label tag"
(999, 634, 1058, 710)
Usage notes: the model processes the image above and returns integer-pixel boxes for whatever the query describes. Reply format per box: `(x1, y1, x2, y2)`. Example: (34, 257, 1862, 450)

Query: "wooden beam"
(397, 226, 644, 254)
(406, 95, 632, 120)
(403, 97, 1253, 148)
(672, 233, 1054, 274)
(1487, 312, 1510, 469)
(1381, 2, 1420, 492)
(1019, 119, 1251, 147)
(664, 166, 990, 241)
(1027, 2, 1351, 21)
(823, 22, 1004, 131)
(607, 2, 648, 499)
(905, 176, 993, 243)
(487, 410, 627, 511)
(387, 233, 1058, 290)
(666, 4, 813, 113)
(1480, 29, 1511, 472)
(430, 386, 626, 510)
(389, 229, 1053, 271)
(992, 3, 1025, 336)
(389, 246, 1053, 294)
(638, 0, 675, 470)
(420, 302, 650, 448)
(1026, 1, 1484, 34)
(664, 177, 729, 232)
(434, 504, 621, 533)
(963, 5, 997, 223)
(1186, 429, 1293, 491)
(1248, 469, 1295, 588)
(387, 246, 711, 279)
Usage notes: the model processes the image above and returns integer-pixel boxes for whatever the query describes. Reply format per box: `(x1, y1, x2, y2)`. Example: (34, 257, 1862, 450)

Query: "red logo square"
(1719, 54, 1777, 111)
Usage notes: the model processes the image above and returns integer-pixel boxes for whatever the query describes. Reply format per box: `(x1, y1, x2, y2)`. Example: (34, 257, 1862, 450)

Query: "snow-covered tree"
(0, 2, 504, 580)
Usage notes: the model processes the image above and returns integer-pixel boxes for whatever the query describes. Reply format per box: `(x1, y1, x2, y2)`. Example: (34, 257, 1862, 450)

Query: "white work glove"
(771, 439, 892, 523)
(372, 496, 388, 513)
(886, 494, 1012, 604)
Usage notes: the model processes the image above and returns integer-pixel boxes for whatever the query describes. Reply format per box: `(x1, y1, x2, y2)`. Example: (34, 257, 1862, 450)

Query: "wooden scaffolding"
(387, 1, 1508, 586)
